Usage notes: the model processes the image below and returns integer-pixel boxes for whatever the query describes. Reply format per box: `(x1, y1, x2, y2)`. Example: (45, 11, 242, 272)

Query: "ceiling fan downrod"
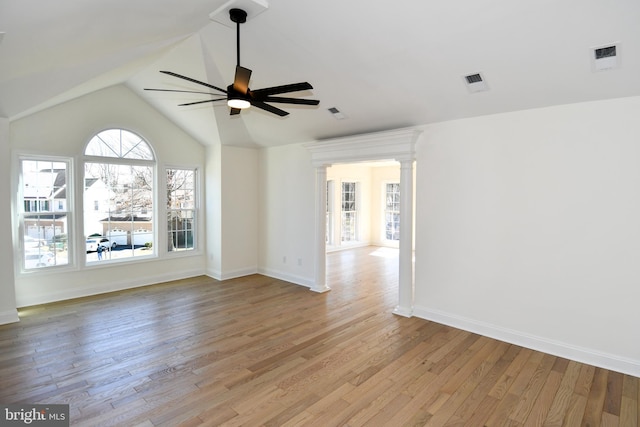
(229, 8, 247, 67)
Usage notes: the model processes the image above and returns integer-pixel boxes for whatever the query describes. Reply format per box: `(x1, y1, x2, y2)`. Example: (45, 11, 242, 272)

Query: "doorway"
(304, 128, 421, 316)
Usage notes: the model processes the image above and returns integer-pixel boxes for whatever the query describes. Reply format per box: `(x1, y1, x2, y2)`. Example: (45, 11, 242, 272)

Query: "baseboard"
(326, 241, 370, 253)
(17, 268, 206, 308)
(0, 309, 20, 325)
(414, 305, 640, 378)
(206, 266, 258, 281)
(207, 266, 314, 289)
(257, 267, 313, 289)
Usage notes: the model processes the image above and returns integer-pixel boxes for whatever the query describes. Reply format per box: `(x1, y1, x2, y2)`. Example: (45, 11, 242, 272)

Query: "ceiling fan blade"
(230, 108, 241, 116)
(233, 66, 252, 94)
(144, 88, 216, 96)
(178, 98, 227, 106)
(160, 71, 227, 94)
(250, 100, 289, 117)
(251, 82, 313, 97)
(261, 96, 319, 105)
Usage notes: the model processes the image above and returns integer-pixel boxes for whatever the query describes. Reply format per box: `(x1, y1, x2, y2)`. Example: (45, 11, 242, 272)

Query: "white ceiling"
(1, 0, 639, 148)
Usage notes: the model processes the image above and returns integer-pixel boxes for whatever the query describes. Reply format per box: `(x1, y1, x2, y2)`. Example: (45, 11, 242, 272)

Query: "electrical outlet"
(297, 258, 302, 266)
(283, 256, 287, 264)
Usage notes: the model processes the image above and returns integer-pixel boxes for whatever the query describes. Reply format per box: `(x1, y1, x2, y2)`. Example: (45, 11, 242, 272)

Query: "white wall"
(258, 143, 316, 286)
(205, 145, 259, 280)
(9, 85, 207, 307)
(414, 96, 640, 376)
(221, 145, 259, 278)
(205, 143, 223, 277)
(0, 118, 19, 323)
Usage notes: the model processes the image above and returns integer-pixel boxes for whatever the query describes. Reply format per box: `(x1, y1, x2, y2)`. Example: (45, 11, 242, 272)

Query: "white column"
(0, 118, 19, 324)
(393, 159, 414, 316)
(311, 165, 330, 293)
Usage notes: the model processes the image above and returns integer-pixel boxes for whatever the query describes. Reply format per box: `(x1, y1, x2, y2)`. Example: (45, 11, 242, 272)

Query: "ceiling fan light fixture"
(227, 98, 251, 109)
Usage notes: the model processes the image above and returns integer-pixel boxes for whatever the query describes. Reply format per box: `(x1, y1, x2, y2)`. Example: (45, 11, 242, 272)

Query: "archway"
(304, 128, 421, 316)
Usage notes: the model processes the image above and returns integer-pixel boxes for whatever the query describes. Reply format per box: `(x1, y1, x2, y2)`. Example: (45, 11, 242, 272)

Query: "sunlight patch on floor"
(368, 247, 399, 258)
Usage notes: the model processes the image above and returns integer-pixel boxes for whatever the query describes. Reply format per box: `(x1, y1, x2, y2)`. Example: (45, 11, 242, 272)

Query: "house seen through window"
(19, 159, 70, 270)
(167, 168, 196, 252)
(84, 129, 155, 263)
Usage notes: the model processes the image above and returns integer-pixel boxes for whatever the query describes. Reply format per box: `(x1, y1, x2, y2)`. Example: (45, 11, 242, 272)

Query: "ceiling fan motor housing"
(229, 8, 247, 24)
(227, 84, 249, 100)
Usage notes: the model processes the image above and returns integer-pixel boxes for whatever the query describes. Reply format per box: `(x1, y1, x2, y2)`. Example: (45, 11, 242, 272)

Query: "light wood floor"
(1, 246, 638, 426)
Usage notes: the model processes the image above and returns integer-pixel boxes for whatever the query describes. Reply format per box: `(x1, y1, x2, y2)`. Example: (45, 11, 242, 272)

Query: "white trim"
(305, 128, 422, 166)
(16, 268, 205, 307)
(207, 266, 258, 281)
(414, 305, 640, 377)
(257, 267, 314, 289)
(0, 309, 20, 325)
(326, 241, 370, 253)
(392, 306, 413, 318)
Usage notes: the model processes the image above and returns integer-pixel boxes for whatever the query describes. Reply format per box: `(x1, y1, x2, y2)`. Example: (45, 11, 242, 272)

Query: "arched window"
(84, 129, 155, 263)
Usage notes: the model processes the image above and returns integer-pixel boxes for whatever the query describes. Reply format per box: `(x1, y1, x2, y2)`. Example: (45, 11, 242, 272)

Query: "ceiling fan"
(144, 8, 319, 117)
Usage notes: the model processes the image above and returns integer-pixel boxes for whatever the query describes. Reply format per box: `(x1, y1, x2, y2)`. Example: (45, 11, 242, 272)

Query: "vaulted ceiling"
(2, 0, 639, 147)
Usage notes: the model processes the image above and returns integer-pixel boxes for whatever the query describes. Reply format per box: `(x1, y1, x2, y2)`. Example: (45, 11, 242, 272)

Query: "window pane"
(384, 183, 400, 241)
(341, 182, 357, 242)
(85, 129, 153, 160)
(167, 168, 196, 252)
(20, 160, 70, 270)
(85, 161, 154, 262)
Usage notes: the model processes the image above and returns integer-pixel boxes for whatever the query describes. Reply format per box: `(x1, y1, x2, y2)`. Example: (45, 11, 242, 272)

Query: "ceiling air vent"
(463, 72, 489, 93)
(592, 43, 619, 71)
(328, 107, 346, 120)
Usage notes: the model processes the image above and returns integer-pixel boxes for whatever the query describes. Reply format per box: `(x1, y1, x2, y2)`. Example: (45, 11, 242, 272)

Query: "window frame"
(383, 181, 401, 242)
(16, 154, 74, 274)
(165, 166, 199, 254)
(341, 181, 359, 243)
(82, 128, 157, 265)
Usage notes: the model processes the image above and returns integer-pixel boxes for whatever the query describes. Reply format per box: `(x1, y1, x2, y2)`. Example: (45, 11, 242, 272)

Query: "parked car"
(24, 251, 55, 268)
(86, 237, 117, 252)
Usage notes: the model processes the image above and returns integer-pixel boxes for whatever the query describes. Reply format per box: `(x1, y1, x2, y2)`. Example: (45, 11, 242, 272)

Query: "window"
(341, 181, 358, 242)
(84, 129, 155, 263)
(385, 183, 400, 241)
(18, 158, 71, 270)
(167, 168, 196, 252)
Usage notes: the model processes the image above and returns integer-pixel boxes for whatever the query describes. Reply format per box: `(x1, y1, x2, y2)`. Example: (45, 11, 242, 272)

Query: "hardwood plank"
(619, 375, 638, 427)
(0, 246, 636, 426)
(447, 343, 516, 424)
(543, 360, 583, 426)
(522, 370, 563, 427)
(582, 368, 609, 426)
(509, 353, 557, 423)
(601, 411, 619, 427)
(605, 371, 624, 416)
(563, 394, 588, 427)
